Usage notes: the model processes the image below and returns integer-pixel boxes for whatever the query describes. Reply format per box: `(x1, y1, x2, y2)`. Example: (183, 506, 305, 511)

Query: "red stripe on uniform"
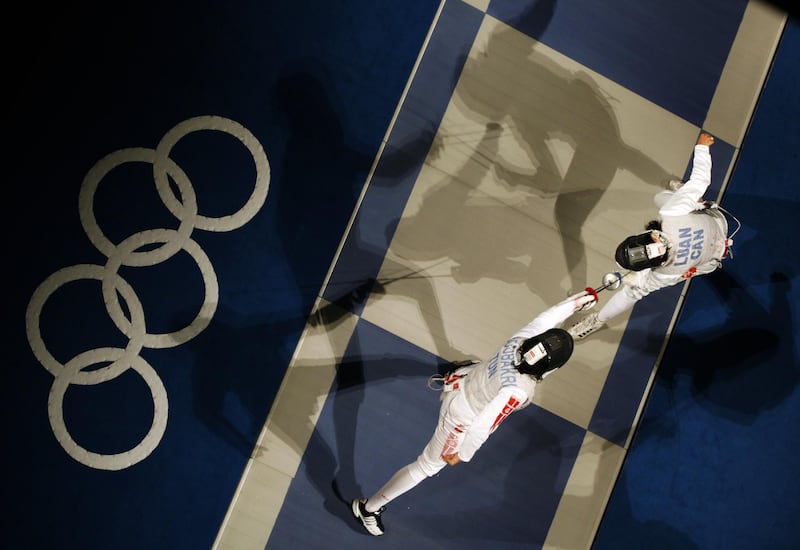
(441, 424, 465, 457)
(490, 396, 520, 431)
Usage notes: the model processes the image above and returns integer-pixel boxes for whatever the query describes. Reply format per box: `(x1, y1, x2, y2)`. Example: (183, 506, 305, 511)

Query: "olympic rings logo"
(25, 116, 270, 470)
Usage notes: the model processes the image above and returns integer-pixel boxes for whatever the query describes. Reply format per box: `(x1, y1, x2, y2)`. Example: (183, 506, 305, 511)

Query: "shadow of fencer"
(390, 0, 672, 299)
(656, 268, 795, 420)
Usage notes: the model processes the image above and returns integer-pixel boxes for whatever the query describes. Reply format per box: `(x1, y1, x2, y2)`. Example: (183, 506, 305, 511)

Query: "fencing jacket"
(455, 299, 575, 461)
(600, 143, 729, 319)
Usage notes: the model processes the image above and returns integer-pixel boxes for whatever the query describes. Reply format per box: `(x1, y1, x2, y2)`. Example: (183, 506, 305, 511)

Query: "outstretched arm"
(659, 133, 714, 216)
(597, 269, 682, 322)
(515, 291, 598, 340)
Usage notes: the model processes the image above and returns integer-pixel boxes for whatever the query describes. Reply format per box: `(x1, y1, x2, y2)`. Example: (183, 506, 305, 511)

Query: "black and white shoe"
(351, 498, 385, 536)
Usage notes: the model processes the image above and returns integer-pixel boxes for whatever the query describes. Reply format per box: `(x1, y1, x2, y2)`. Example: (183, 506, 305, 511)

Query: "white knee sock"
(365, 465, 424, 512)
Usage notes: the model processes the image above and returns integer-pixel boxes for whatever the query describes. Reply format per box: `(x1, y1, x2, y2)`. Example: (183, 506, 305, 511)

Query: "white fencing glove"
(559, 289, 598, 312)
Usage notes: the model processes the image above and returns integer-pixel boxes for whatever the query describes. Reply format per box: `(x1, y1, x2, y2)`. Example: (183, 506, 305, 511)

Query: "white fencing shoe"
(567, 312, 604, 340)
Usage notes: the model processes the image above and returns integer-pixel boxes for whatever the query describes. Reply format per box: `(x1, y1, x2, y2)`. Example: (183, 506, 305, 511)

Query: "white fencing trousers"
(365, 389, 476, 512)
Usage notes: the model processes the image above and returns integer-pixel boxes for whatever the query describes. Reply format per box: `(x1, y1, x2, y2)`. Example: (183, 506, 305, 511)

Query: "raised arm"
(659, 133, 714, 216)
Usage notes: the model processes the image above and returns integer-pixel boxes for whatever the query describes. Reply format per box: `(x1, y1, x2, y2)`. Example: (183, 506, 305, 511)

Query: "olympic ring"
(102, 228, 218, 349)
(48, 349, 168, 471)
(26, 115, 270, 470)
(80, 147, 197, 266)
(154, 115, 270, 232)
(26, 264, 146, 384)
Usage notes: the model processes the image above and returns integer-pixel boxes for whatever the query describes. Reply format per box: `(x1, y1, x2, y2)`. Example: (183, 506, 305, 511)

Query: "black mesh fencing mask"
(615, 231, 668, 271)
(516, 328, 574, 380)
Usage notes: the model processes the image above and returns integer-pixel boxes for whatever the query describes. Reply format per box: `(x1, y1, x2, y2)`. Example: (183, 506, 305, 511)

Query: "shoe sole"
(351, 499, 384, 536)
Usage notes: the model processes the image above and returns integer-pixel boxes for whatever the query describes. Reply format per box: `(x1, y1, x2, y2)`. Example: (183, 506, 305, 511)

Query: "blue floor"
(595, 16, 800, 550)
(9, 2, 799, 549)
(10, 1, 439, 549)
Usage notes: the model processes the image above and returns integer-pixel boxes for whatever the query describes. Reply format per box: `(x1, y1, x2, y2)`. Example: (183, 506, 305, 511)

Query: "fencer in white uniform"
(351, 291, 597, 536)
(569, 132, 733, 340)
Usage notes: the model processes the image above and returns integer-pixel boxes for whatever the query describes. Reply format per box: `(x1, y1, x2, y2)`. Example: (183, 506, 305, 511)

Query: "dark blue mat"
(8, 2, 438, 549)
(9, 2, 799, 549)
(595, 18, 800, 550)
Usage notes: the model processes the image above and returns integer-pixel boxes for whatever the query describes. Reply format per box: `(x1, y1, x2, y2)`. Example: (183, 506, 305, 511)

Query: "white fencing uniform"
(598, 143, 730, 322)
(364, 299, 580, 512)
